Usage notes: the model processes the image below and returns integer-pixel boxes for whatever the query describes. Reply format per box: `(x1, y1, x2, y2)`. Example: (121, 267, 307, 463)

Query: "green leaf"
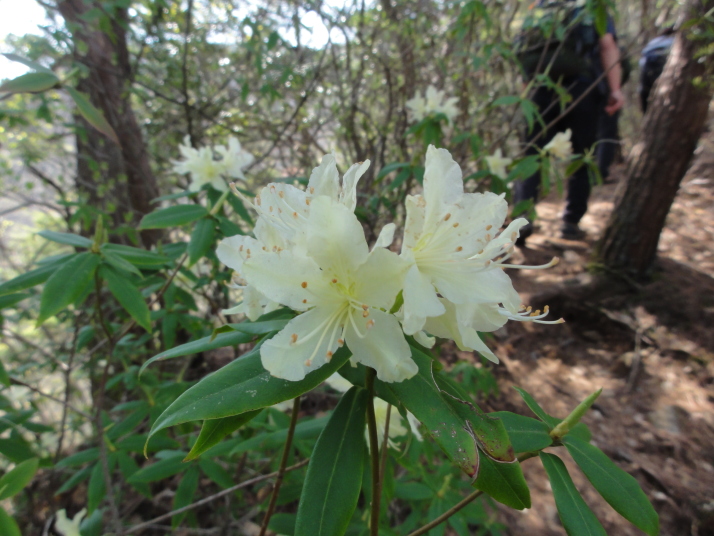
(102, 252, 143, 277)
(187, 218, 216, 265)
(56, 448, 99, 469)
(184, 410, 262, 461)
(551, 389, 601, 438)
(514, 387, 555, 426)
(101, 244, 169, 266)
(0, 256, 72, 296)
(387, 347, 480, 477)
(0, 293, 28, 310)
(66, 87, 119, 144)
(37, 252, 100, 325)
(563, 436, 659, 535)
(172, 465, 200, 528)
(0, 506, 21, 536)
(147, 346, 352, 449)
(231, 416, 329, 455)
(55, 466, 92, 496)
(37, 230, 93, 248)
(295, 387, 367, 536)
(2, 53, 53, 74)
(198, 458, 235, 489)
(227, 318, 291, 335)
(473, 452, 530, 509)
(99, 265, 151, 331)
(376, 162, 410, 182)
(127, 452, 187, 484)
(540, 452, 607, 536)
(138, 205, 208, 230)
(87, 462, 105, 515)
(140, 330, 255, 372)
(0, 458, 39, 500)
(0, 361, 9, 387)
(394, 482, 434, 501)
(490, 412, 553, 453)
(0, 71, 58, 94)
(491, 95, 520, 106)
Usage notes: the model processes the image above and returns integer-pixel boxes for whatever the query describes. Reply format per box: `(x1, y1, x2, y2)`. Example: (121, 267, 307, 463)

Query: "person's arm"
(599, 33, 624, 115)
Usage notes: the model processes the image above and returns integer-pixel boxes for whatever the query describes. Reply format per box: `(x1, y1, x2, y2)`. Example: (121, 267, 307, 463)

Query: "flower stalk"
(365, 367, 382, 536)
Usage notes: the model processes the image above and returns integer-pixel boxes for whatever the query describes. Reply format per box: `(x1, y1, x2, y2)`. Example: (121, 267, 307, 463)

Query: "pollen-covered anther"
(239, 245, 244, 252)
(302, 299, 307, 304)
(326, 351, 333, 361)
(530, 310, 541, 317)
(455, 246, 463, 252)
(270, 185, 276, 192)
(453, 222, 459, 228)
(305, 198, 311, 205)
(309, 187, 315, 194)
(292, 211, 298, 218)
(485, 233, 492, 241)
(361, 304, 369, 310)
(301, 281, 308, 288)
(362, 309, 370, 318)
(278, 190, 285, 198)
(337, 338, 344, 346)
(304, 359, 312, 367)
(444, 213, 452, 221)
(290, 333, 298, 344)
(262, 246, 267, 251)
(331, 278, 338, 283)
(484, 260, 491, 267)
(269, 206, 274, 212)
(366, 319, 375, 328)
(272, 245, 278, 252)
(486, 224, 493, 231)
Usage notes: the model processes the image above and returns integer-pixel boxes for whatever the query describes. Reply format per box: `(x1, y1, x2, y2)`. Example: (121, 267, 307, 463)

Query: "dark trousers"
(514, 78, 603, 225)
(596, 110, 619, 181)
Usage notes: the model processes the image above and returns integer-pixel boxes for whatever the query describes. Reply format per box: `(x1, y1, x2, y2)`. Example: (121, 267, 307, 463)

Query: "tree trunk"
(57, 0, 161, 245)
(594, 0, 713, 279)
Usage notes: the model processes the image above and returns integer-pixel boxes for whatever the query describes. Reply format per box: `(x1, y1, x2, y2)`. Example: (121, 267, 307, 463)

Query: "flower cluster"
(485, 149, 513, 179)
(217, 146, 561, 383)
(406, 86, 459, 124)
(172, 136, 254, 192)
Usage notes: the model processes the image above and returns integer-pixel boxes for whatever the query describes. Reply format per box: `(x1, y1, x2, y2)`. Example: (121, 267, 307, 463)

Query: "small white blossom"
(215, 137, 254, 180)
(544, 129, 573, 160)
(55, 509, 86, 536)
(406, 85, 459, 124)
(485, 149, 513, 179)
(367, 398, 409, 449)
(172, 136, 254, 192)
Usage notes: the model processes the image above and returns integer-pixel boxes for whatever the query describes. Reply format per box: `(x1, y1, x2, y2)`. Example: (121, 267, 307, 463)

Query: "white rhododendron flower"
(406, 85, 459, 124)
(240, 196, 415, 383)
(544, 129, 573, 160)
(172, 135, 253, 192)
(399, 145, 561, 361)
(485, 149, 513, 179)
(55, 508, 86, 536)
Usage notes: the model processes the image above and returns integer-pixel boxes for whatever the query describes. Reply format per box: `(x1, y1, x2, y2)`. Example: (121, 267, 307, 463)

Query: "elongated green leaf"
(55, 466, 92, 496)
(563, 436, 659, 536)
(387, 348, 480, 477)
(2, 53, 54, 74)
(187, 218, 216, 265)
(127, 452, 187, 484)
(336, 362, 400, 407)
(0, 507, 20, 536)
(0, 71, 58, 94)
(99, 265, 151, 331)
(147, 347, 351, 448)
(0, 458, 39, 500)
(87, 462, 105, 515)
(101, 244, 169, 266)
(37, 252, 100, 324)
(66, 87, 119, 144)
(226, 318, 291, 335)
(295, 387, 367, 536)
(490, 412, 553, 453)
(376, 162, 410, 182)
(140, 330, 255, 372)
(0, 293, 28, 310)
(0, 361, 9, 387)
(185, 410, 262, 461)
(231, 415, 328, 455)
(37, 230, 93, 248)
(138, 205, 208, 230)
(514, 387, 555, 426)
(172, 465, 200, 528)
(102, 251, 142, 277)
(540, 452, 607, 536)
(56, 448, 99, 469)
(473, 452, 530, 510)
(0, 256, 73, 296)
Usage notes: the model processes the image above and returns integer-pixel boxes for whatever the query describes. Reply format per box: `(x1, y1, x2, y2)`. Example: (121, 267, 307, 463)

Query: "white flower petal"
(307, 154, 340, 199)
(413, 330, 436, 349)
(216, 235, 262, 273)
(374, 223, 396, 250)
(422, 145, 464, 230)
(353, 247, 409, 310)
(401, 263, 446, 335)
(325, 373, 353, 393)
(345, 309, 416, 383)
(340, 160, 370, 211)
(402, 195, 426, 252)
(261, 307, 344, 381)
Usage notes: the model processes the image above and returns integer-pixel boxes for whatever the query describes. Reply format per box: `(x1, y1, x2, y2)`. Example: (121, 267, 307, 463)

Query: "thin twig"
(378, 403, 391, 488)
(123, 459, 309, 535)
(258, 396, 301, 536)
(406, 452, 539, 536)
(9, 379, 91, 420)
(365, 367, 381, 536)
(55, 317, 81, 462)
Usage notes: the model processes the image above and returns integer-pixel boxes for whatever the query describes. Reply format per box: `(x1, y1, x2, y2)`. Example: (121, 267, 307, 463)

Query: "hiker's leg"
(596, 110, 619, 180)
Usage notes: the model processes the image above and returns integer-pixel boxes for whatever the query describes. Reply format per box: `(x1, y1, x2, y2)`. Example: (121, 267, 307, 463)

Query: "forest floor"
(466, 133, 714, 536)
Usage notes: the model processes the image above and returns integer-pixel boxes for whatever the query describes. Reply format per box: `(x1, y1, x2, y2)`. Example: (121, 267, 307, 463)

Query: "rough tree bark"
(56, 0, 160, 245)
(594, 0, 713, 279)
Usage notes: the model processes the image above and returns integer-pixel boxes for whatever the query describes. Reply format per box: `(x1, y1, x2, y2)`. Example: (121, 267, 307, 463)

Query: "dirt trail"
(472, 144, 714, 535)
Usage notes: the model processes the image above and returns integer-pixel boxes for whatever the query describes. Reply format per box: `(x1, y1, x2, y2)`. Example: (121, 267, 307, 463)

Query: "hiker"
(639, 29, 675, 113)
(513, 1, 624, 246)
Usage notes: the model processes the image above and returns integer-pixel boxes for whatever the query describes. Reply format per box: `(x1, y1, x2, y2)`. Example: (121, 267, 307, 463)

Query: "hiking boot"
(515, 221, 533, 248)
(560, 222, 586, 240)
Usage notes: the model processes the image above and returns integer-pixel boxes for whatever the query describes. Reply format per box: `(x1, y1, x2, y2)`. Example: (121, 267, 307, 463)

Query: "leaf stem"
(365, 367, 381, 536)
(258, 396, 301, 536)
(406, 451, 539, 536)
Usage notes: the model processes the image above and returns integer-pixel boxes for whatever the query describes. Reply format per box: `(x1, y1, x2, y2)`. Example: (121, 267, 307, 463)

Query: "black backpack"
(639, 35, 674, 110)
(516, 2, 599, 80)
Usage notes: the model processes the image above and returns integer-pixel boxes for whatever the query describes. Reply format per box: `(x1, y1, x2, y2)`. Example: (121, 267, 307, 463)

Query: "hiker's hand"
(605, 89, 624, 115)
